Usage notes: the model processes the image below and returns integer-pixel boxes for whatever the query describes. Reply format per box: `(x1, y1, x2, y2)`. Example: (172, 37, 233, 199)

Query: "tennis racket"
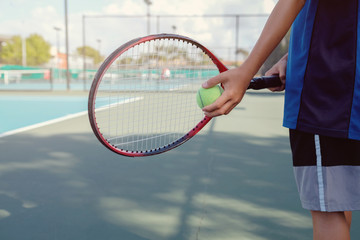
(88, 33, 281, 157)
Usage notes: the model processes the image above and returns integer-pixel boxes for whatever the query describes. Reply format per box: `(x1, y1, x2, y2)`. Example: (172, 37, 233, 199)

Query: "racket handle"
(248, 75, 282, 90)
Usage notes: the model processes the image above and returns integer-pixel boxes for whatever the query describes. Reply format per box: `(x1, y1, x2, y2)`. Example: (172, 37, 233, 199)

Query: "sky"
(1, 0, 277, 61)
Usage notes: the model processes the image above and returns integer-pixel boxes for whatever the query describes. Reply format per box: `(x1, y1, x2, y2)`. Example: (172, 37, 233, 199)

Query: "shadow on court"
(0, 94, 359, 240)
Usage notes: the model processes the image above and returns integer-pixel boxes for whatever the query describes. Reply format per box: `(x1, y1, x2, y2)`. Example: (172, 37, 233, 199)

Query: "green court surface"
(0, 91, 359, 240)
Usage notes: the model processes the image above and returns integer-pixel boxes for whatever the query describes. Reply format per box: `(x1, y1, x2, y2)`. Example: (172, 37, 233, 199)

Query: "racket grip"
(247, 75, 282, 90)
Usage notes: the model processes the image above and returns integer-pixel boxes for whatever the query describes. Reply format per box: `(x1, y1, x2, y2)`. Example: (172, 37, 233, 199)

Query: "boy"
(202, 0, 360, 239)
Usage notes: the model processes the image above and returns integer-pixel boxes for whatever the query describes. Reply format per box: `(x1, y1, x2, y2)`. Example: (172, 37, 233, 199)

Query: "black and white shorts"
(290, 129, 360, 212)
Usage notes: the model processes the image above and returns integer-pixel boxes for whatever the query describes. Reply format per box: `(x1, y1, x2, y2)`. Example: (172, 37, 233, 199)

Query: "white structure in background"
(48, 46, 94, 81)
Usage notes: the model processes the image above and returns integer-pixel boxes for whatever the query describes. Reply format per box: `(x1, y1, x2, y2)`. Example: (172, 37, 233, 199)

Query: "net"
(0, 69, 53, 90)
(92, 37, 219, 154)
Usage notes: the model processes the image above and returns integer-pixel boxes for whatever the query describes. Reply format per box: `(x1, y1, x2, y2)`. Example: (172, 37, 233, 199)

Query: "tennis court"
(2, 90, 359, 240)
(0, 92, 88, 135)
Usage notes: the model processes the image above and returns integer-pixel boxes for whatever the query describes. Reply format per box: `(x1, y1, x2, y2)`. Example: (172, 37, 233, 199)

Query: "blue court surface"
(0, 95, 88, 134)
(0, 94, 133, 135)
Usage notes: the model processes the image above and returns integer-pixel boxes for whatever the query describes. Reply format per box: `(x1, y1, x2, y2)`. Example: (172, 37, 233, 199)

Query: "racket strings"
(94, 38, 218, 153)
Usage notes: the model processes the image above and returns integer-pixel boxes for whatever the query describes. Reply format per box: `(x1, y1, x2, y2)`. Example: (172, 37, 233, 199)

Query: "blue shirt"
(284, 0, 360, 140)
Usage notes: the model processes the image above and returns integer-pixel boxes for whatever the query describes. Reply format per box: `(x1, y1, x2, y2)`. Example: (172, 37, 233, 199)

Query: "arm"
(202, 0, 305, 117)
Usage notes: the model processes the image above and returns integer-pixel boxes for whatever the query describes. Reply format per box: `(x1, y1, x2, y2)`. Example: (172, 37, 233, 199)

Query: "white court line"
(0, 96, 143, 139)
(0, 110, 88, 138)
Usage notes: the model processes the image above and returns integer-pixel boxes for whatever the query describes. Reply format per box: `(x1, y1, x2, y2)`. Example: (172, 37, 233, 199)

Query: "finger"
(202, 91, 229, 112)
(265, 65, 281, 76)
(265, 69, 277, 77)
(278, 68, 286, 83)
(269, 87, 278, 92)
(202, 73, 224, 89)
(269, 84, 285, 92)
(203, 90, 242, 117)
(224, 101, 239, 115)
(204, 99, 234, 117)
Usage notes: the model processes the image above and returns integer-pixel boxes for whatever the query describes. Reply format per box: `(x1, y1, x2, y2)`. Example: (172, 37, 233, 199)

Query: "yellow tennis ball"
(196, 85, 223, 108)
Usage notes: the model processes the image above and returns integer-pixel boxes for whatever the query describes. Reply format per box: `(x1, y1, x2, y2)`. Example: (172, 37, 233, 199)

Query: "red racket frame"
(88, 34, 227, 157)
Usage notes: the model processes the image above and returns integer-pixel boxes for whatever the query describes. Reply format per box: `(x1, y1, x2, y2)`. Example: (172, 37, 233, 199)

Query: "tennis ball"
(196, 85, 223, 108)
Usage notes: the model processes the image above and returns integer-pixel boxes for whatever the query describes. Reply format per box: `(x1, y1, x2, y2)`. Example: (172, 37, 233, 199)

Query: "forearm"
(242, 0, 305, 76)
(202, 0, 305, 117)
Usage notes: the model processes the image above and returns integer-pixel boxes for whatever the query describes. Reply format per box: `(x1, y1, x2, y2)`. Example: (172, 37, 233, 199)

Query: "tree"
(76, 46, 103, 64)
(0, 35, 22, 65)
(26, 34, 51, 66)
(0, 34, 51, 66)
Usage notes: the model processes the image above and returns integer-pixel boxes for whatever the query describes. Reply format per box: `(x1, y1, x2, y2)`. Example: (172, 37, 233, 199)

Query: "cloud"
(1, 6, 61, 43)
(152, 0, 218, 15)
(102, 2, 144, 15)
(31, 5, 58, 18)
(1, 0, 277, 62)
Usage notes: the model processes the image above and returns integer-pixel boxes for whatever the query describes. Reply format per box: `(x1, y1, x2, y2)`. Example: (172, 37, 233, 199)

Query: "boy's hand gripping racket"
(88, 34, 281, 157)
